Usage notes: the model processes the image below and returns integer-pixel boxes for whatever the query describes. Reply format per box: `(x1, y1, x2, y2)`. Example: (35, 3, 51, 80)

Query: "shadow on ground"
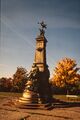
(52, 98, 80, 109)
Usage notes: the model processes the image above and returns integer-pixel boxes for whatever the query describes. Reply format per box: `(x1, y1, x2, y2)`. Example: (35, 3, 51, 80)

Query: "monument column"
(34, 26, 47, 72)
(33, 21, 52, 103)
(18, 21, 52, 109)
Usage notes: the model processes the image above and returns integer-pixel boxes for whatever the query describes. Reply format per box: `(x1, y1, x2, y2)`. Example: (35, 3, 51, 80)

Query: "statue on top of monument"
(38, 21, 47, 35)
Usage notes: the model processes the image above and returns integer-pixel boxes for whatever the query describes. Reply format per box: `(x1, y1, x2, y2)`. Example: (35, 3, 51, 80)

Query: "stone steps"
(17, 102, 53, 110)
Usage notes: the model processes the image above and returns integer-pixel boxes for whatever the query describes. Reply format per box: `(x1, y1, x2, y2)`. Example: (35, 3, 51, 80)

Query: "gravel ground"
(0, 97, 80, 120)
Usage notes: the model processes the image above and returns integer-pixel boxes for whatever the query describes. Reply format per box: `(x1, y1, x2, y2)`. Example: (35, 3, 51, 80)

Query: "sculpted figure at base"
(25, 63, 40, 93)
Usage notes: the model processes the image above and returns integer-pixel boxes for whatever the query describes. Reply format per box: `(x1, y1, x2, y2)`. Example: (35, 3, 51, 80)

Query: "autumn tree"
(52, 58, 80, 94)
(12, 67, 28, 92)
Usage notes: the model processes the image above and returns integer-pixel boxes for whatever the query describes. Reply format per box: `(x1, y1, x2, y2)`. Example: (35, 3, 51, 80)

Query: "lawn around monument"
(0, 92, 80, 102)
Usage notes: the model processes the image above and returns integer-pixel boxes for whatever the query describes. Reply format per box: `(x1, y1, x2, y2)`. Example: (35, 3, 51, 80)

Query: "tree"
(0, 77, 13, 92)
(12, 67, 28, 92)
(52, 58, 80, 94)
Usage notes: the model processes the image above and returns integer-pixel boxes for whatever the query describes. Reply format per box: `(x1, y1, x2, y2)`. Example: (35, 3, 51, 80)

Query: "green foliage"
(0, 77, 13, 92)
(0, 67, 28, 92)
(12, 67, 28, 92)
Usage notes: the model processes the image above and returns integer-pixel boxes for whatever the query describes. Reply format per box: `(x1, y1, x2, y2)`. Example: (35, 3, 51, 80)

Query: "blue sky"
(0, 0, 80, 78)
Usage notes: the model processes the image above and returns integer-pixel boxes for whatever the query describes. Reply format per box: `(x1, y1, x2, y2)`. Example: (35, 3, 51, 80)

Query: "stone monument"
(19, 21, 53, 109)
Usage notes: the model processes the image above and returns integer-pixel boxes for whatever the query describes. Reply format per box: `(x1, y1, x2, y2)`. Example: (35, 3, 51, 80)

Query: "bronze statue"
(38, 21, 47, 29)
(38, 21, 47, 35)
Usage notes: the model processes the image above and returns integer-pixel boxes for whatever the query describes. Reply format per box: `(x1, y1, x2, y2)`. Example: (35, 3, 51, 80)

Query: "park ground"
(0, 92, 80, 120)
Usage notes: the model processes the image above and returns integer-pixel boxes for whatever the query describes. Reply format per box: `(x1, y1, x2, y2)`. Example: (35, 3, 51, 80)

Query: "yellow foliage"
(52, 57, 80, 88)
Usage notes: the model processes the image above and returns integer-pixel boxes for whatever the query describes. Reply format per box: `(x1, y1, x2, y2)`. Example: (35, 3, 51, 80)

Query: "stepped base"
(16, 102, 53, 110)
(16, 90, 53, 110)
(19, 90, 39, 104)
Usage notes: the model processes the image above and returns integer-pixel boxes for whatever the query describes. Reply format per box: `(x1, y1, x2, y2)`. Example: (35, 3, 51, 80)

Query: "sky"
(0, 0, 80, 78)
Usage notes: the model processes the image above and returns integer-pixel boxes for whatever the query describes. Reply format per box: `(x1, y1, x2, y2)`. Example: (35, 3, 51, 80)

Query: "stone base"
(17, 102, 53, 110)
(16, 90, 53, 110)
(19, 90, 39, 104)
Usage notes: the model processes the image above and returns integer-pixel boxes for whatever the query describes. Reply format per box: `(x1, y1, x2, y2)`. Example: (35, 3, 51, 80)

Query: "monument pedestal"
(19, 90, 38, 104)
(17, 89, 52, 109)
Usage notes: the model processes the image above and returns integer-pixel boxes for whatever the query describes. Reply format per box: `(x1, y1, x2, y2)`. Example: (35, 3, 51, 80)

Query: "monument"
(19, 21, 53, 109)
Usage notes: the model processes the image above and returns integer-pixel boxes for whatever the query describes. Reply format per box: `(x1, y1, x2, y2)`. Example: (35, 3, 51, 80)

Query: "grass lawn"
(54, 95, 80, 102)
(0, 92, 22, 98)
(0, 92, 80, 102)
